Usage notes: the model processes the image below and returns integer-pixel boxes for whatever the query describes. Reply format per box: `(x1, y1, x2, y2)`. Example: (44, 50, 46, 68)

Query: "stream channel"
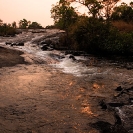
(0, 29, 133, 133)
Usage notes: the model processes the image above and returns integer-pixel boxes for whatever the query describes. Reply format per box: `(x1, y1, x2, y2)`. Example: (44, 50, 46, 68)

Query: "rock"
(114, 112, 122, 125)
(55, 47, 68, 50)
(40, 39, 52, 45)
(129, 98, 133, 103)
(127, 86, 133, 92)
(16, 42, 24, 46)
(10, 42, 24, 46)
(90, 120, 127, 133)
(65, 50, 86, 56)
(108, 102, 124, 107)
(69, 55, 76, 61)
(49, 53, 65, 60)
(115, 86, 123, 91)
(5, 42, 12, 45)
(128, 130, 133, 133)
(41, 45, 49, 51)
(11, 43, 16, 46)
(90, 121, 112, 133)
(99, 100, 107, 110)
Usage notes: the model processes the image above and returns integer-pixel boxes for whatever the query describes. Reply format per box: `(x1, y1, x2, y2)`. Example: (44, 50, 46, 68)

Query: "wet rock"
(114, 112, 122, 125)
(41, 45, 49, 51)
(115, 86, 123, 91)
(128, 130, 133, 133)
(108, 102, 124, 107)
(90, 121, 112, 133)
(11, 43, 17, 46)
(11, 42, 24, 46)
(127, 86, 133, 92)
(69, 55, 76, 61)
(129, 98, 133, 103)
(40, 39, 52, 45)
(90, 121, 127, 133)
(65, 50, 86, 56)
(55, 47, 68, 50)
(49, 53, 65, 60)
(41, 44, 54, 51)
(5, 42, 12, 45)
(99, 100, 107, 110)
(17, 42, 24, 46)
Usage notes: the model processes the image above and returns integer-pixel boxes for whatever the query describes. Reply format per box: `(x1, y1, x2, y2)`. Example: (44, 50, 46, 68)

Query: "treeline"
(0, 19, 44, 36)
(51, 0, 133, 56)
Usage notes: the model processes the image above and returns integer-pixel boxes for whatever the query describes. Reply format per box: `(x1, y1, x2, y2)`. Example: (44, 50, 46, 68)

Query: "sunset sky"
(0, 0, 131, 27)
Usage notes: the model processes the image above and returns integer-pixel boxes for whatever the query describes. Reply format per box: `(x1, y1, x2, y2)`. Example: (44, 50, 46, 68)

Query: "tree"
(70, 0, 103, 18)
(51, 0, 78, 29)
(68, 0, 119, 20)
(19, 19, 30, 29)
(0, 19, 3, 26)
(28, 22, 43, 29)
(101, 0, 120, 20)
(12, 21, 17, 29)
(111, 2, 133, 22)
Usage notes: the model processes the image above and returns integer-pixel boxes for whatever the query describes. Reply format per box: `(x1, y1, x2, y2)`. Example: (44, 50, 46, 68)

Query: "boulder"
(5, 42, 12, 45)
(10, 42, 24, 46)
(69, 55, 76, 61)
(40, 39, 52, 45)
(41, 45, 49, 51)
(16, 42, 24, 46)
(65, 51, 86, 56)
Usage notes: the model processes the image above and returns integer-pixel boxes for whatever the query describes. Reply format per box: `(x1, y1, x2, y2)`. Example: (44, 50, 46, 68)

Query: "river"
(0, 29, 133, 133)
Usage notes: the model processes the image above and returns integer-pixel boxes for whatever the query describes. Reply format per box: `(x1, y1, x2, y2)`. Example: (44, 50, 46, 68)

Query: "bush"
(66, 16, 133, 56)
(0, 24, 16, 36)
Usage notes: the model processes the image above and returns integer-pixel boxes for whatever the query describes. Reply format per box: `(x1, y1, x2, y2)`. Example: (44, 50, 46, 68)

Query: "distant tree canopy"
(18, 19, 43, 29)
(19, 19, 30, 29)
(0, 20, 16, 36)
(0, 19, 44, 36)
(28, 22, 43, 29)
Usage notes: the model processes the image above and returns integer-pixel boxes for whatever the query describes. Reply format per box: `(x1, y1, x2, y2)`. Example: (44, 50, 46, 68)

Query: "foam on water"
(54, 57, 98, 77)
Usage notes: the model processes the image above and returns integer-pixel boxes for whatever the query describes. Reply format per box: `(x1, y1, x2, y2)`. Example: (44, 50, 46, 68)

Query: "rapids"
(0, 29, 133, 132)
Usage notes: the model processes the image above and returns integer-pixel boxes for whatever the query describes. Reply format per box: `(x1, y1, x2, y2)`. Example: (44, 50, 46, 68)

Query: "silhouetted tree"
(51, 0, 78, 29)
(68, 0, 119, 20)
(111, 2, 133, 22)
(12, 21, 17, 29)
(19, 19, 30, 29)
(28, 22, 43, 29)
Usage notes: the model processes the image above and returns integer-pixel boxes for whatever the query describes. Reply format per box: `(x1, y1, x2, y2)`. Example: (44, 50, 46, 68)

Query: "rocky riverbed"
(0, 29, 133, 133)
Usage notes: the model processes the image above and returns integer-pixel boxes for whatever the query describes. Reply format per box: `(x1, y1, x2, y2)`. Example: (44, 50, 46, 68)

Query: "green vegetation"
(28, 22, 43, 29)
(51, 0, 78, 30)
(0, 19, 44, 36)
(51, 0, 133, 56)
(19, 19, 43, 29)
(0, 19, 16, 36)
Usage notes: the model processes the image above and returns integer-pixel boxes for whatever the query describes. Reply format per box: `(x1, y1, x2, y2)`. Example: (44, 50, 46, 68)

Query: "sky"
(0, 0, 132, 27)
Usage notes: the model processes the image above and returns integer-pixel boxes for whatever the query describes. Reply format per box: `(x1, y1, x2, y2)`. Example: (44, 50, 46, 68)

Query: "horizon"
(0, 0, 132, 27)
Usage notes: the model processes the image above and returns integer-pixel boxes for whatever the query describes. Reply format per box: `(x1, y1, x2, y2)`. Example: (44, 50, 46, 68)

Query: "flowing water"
(0, 29, 133, 132)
